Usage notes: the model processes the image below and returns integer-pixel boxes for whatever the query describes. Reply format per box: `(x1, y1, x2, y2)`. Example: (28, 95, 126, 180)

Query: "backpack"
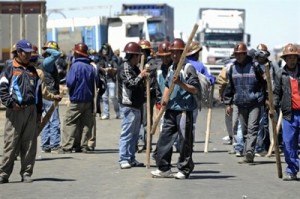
(97, 69, 107, 96)
(184, 63, 212, 110)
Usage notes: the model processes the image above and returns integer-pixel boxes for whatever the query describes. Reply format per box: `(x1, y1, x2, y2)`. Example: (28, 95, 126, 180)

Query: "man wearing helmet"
(273, 43, 300, 181)
(223, 42, 266, 164)
(118, 42, 149, 169)
(151, 39, 201, 179)
(40, 41, 62, 153)
(59, 43, 97, 154)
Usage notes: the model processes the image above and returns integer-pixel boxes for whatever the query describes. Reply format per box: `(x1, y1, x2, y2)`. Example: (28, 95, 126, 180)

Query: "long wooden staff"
(204, 85, 214, 152)
(266, 110, 282, 157)
(38, 99, 60, 134)
(265, 62, 282, 178)
(150, 24, 199, 136)
(145, 64, 151, 168)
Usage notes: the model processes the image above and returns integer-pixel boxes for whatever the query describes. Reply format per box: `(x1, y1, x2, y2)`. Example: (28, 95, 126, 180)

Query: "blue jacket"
(187, 57, 216, 84)
(66, 57, 96, 103)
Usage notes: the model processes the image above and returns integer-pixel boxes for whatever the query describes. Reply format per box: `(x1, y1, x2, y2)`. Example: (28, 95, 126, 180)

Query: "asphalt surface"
(0, 98, 299, 199)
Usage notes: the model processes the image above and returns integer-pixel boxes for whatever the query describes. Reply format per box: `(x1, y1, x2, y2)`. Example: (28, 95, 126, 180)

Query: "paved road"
(0, 101, 299, 199)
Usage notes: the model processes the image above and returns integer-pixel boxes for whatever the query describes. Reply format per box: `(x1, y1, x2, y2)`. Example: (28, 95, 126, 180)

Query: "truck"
(108, 4, 174, 53)
(0, 1, 46, 70)
(196, 8, 251, 76)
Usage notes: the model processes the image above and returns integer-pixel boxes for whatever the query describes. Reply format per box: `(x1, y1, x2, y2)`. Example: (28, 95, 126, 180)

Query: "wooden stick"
(38, 100, 59, 135)
(150, 24, 199, 135)
(204, 85, 214, 152)
(145, 64, 151, 168)
(266, 111, 282, 157)
(265, 62, 282, 178)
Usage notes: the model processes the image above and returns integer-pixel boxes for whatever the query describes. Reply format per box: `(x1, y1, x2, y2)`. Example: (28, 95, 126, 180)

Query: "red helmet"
(31, 45, 39, 57)
(281, 43, 299, 58)
(123, 42, 142, 54)
(138, 39, 152, 49)
(156, 41, 171, 56)
(42, 41, 59, 50)
(169, 38, 185, 51)
(234, 42, 247, 54)
(74, 43, 89, 57)
(186, 41, 202, 56)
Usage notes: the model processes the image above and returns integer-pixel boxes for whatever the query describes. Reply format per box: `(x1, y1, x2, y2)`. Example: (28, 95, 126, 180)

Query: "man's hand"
(173, 76, 182, 85)
(139, 69, 150, 78)
(12, 102, 22, 111)
(225, 105, 233, 116)
(53, 95, 62, 102)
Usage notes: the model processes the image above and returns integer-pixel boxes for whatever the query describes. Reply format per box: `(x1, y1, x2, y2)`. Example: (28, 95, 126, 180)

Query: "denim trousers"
(255, 106, 270, 153)
(102, 81, 120, 117)
(232, 105, 244, 152)
(282, 110, 300, 175)
(119, 105, 141, 164)
(41, 99, 61, 150)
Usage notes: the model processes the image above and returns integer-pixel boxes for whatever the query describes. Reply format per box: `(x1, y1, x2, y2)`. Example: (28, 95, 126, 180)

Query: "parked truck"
(0, 1, 46, 71)
(108, 3, 174, 53)
(196, 8, 251, 76)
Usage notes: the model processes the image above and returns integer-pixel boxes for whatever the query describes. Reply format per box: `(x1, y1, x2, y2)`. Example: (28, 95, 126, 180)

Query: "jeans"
(232, 105, 244, 152)
(119, 105, 141, 163)
(41, 99, 61, 150)
(255, 106, 270, 153)
(102, 81, 120, 118)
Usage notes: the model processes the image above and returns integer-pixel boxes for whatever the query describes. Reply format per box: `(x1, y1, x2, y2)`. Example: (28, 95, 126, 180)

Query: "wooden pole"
(145, 64, 151, 168)
(150, 24, 199, 136)
(266, 111, 282, 157)
(265, 62, 282, 178)
(204, 85, 214, 152)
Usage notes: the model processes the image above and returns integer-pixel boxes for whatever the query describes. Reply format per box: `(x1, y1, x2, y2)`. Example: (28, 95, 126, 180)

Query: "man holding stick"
(273, 43, 300, 181)
(151, 38, 200, 179)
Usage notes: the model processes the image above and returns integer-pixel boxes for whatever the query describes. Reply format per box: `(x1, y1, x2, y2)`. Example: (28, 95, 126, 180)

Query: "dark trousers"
(155, 109, 194, 175)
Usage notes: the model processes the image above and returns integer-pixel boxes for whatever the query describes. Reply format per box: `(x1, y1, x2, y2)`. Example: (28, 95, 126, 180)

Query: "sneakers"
(283, 173, 298, 181)
(130, 160, 144, 167)
(100, 115, 109, 120)
(255, 151, 267, 157)
(21, 175, 33, 183)
(151, 169, 174, 178)
(50, 147, 61, 154)
(120, 162, 132, 169)
(57, 148, 72, 154)
(174, 171, 189, 179)
(235, 151, 243, 157)
(41, 148, 51, 153)
(239, 152, 254, 164)
(0, 176, 9, 184)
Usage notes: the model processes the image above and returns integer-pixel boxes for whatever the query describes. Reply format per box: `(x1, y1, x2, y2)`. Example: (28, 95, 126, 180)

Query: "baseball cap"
(16, 40, 34, 52)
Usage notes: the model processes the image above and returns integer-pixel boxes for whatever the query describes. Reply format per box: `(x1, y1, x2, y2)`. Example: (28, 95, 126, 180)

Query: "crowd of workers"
(0, 37, 299, 184)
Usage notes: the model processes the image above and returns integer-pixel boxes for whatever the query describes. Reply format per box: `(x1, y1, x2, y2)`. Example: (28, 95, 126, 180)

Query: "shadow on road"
(33, 177, 76, 182)
(35, 157, 73, 161)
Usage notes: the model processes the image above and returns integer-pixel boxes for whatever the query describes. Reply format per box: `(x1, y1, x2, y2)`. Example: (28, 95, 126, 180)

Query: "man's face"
(171, 50, 182, 63)
(17, 50, 32, 65)
(160, 55, 172, 65)
(234, 52, 247, 64)
(285, 55, 298, 70)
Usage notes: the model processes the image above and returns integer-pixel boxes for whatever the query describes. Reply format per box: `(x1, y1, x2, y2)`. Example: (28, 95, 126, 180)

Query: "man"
(151, 38, 200, 179)
(223, 42, 266, 164)
(40, 41, 61, 153)
(273, 43, 300, 181)
(59, 43, 97, 153)
(0, 39, 43, 183)
(118, 42, 149, 169)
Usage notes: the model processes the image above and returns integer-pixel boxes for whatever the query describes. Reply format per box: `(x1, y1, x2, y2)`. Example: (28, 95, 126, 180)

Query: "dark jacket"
(117, 61, 145, 109)
(273, 64, 300, 121)
(224, 57, 266, 107)
(0, 59, 43, 113)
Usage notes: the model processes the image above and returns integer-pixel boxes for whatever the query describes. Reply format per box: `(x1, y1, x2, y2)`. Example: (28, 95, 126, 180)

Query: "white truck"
(196, 8, 251, 76)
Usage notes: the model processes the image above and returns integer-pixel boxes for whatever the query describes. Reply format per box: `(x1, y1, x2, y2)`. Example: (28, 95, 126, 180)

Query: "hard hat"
(281, 43, 299, 58)
(11, 43, 17, 53)
(169, 38, 185, 51)
(186, 41, 202, 56)
(31, 45, 39, 57)
(156, 41, 171, 56)
(234, 42, 247, 54)
(123, 42, 142, 55)
(138, 40, 152, 49)
(42, 41, 59, 50)
(74, 43, 89, 57)
(256, 43, 270, 57)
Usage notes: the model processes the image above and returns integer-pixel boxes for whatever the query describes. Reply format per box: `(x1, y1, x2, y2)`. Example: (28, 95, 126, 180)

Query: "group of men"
(0, 37, 299, 184)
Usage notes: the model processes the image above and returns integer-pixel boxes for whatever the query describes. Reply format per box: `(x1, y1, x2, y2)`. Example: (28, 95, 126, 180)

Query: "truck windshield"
(204, 32, 243, 47)
(126, 23, 144, 38)
(147, 20, 165, 42)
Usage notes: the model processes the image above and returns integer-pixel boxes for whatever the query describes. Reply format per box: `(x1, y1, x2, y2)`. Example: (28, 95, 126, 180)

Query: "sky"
(46, 0, 300, 52)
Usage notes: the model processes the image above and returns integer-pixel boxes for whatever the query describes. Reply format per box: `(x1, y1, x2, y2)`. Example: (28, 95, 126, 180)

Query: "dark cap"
(16, 40, 34, 52)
